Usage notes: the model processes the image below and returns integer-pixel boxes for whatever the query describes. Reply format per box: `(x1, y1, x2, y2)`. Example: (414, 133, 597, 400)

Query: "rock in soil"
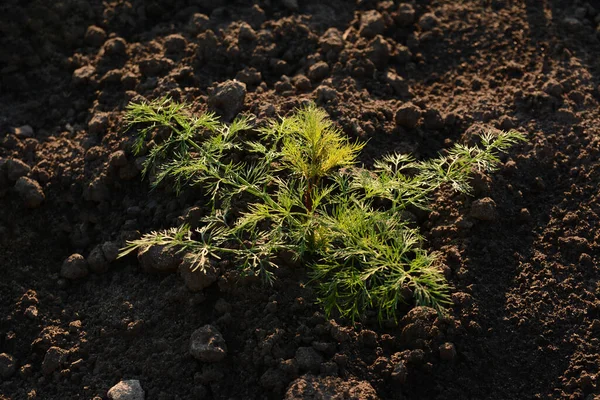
(178, 256, 219, 292)
(60, 254, 89, 280)
(295, 347, 324, 373)
(470, 197, 497, 221)
(42, 346, 68, 375)
(14, 176, 44, 208)
(285, 374, 379, 399)
(190, 325, 227, 363)
(88, 245, 109, 273)
(137, 244, 182, 273)
(6, 158, 31, 181)
(395, 103, 421, 129)
(208, 80, 247, 121)
(0, 353, 16, 379)
(107, 380, 145, 400)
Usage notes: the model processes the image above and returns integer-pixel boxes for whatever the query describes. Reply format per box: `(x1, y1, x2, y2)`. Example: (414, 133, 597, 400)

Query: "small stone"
(138, 57, 174, 77)
(85, 25, 107, 47)
(179, 256, 219, 292)
(319, 28, 344, 53)
(295, 347, 323, 373)
(470, 197, 497, 221)
(395, 103, 420, 129)
(265, 301, 278, 314)
(0, 353, 16, 379)
(360, 10, 385, 38)
(390, 359, 407, 383)
(396, 3, 416, 26)
(418, 13, 439, 31)
(208, 80, 247, 121)
(103, 37, 127, 57)
(385, 71, 409, 96)
(190, 325, 227, 363)
(292, 74, 311, 92)
(543, 79, 563, 97)
(359, 330, 378, 348)
(282, 0, 299, 11)
(84, 177, 110, 202)
(188, 13, 210, 34)
(307, 61, 330, 82)
(102, 241, 120, 263)
(235, 67, 262, 86)
(164, 34, 186, 53)
(439, 342, 456, 361)
(138, 245, 182, 272)
(88, 113, 109, 135)
(60, 254, 89, 280)
(562, 17, 583, 33)
(238, 23, 257, 42)
(107, 380, 145, 400)
(423, 109, 445, 130)
(88, 245, 109, 273)
(315, 86, 337, 103)
(6, 159, 31, 181)
(11, 125, 34, 138)
(260, 368, 286, 390)
(72, 65, 96, 85)
(109, 150, 127, 167)
(15, 177, 44, 208)
(24, 305, 38, 319)
(42, 347, 68, 375)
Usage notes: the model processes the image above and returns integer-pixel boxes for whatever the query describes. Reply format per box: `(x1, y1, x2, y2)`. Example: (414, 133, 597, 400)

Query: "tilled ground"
(1, 0, 600, 399)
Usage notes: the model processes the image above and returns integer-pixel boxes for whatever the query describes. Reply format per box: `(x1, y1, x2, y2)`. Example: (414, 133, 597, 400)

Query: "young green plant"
(120, 97, 525, 322)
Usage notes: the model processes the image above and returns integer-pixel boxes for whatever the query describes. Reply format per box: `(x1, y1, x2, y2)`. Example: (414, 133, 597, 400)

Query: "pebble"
(10, 125, 34, 138)
(88, 113, 109, 135)
(72, 65, 96, 85)
(189, 325, 228, 362)
(42, 347, 68, 375)
(109, 150, 128, 167)
(88, 245, 109, 273)
(178, 257, 219, 292)
(307, 61, 330, 82)
(423, 108, 445, 130)
(0, 353, 16, 379)
(396, 3, 416, 26)
(319, 28, 344, 53)
(6, 158, 31, 181)
(418, 13, 440, 31)
(15, 177, 45, 208)
(107, 380, 145, 400)
(282, 0, 299, 11)
(295, 347, 323, 373)
(208, 80, 247, 121)
(385, 71, 409, 96)
(238, 23, 257, 42)
(164, 34, 187, 53)
(470, 197, 497, 221)
(102, 37, 127, 57)
(138, 245, 182, 272)
(85, 25, 107, 47)
(235, 67, 262, 86)
(360, 10, 385, 38)
(439, 342, 456, 361)
(60, 254, 89, 280)
(395, 103, 421, 129)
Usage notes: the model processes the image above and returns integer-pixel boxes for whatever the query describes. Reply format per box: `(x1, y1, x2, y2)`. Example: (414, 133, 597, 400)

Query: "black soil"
(1, 1, 600, 399)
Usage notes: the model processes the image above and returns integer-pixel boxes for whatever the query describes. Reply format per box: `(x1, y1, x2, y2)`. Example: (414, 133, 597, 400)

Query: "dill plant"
(120, 97, 525, 322)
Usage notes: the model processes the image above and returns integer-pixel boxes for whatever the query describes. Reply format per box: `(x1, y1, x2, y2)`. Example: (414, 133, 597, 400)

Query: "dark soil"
(2, 0, 600, 399)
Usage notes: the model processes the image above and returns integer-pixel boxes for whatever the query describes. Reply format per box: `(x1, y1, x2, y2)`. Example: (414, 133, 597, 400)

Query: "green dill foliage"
(120, 98, 525, 322)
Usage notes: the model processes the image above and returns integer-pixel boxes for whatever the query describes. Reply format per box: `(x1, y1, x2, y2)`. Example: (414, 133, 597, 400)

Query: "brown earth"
(1, 0, 600, 399)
